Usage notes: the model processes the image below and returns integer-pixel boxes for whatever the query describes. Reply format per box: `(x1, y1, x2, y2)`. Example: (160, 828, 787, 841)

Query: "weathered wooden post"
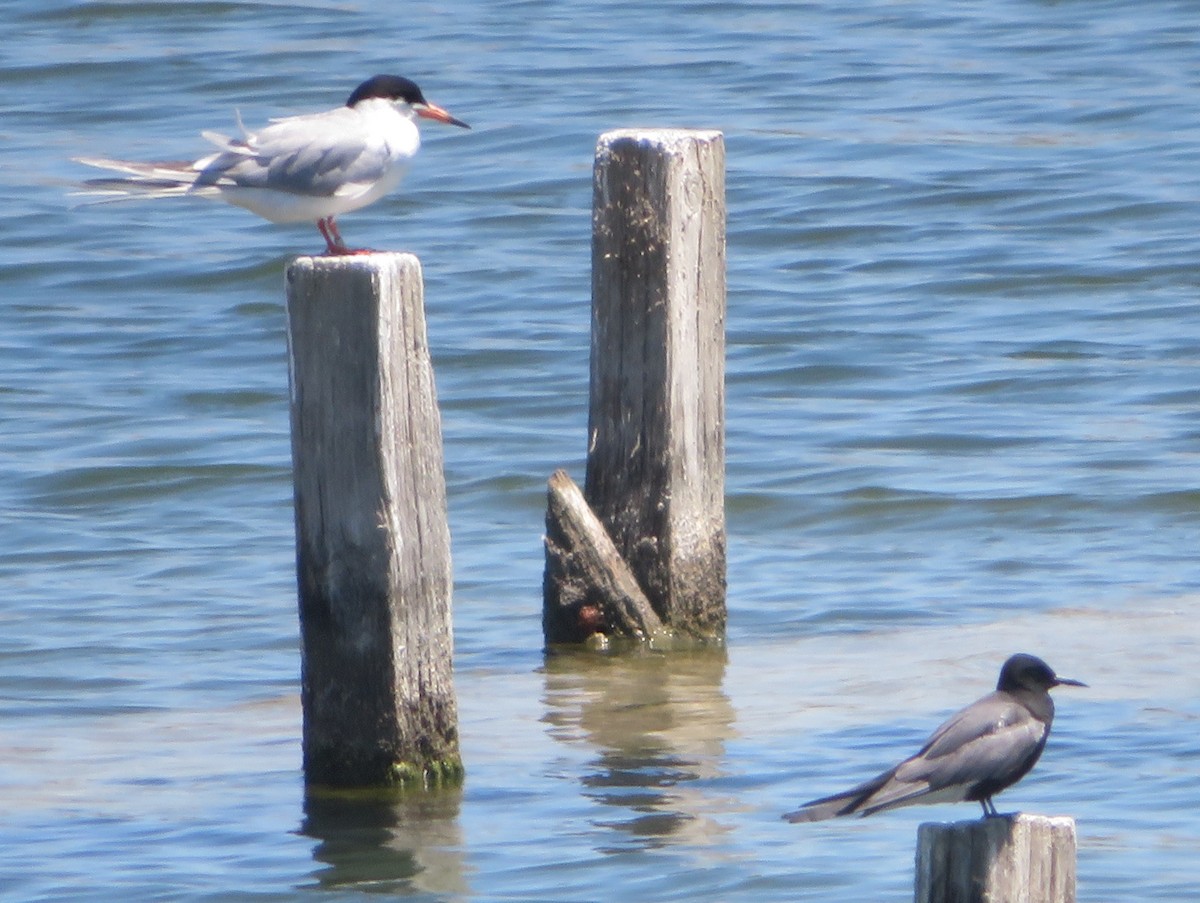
(915, 814, 1077, 903)
(543, 468, 666, 643)
(286, 252, 460, 789)
(544, 128, 727, 644)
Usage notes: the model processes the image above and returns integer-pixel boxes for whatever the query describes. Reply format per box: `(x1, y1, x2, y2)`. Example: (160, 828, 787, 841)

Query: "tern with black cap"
(783, 653, 1085, 823)
(76, 75, 469, 255)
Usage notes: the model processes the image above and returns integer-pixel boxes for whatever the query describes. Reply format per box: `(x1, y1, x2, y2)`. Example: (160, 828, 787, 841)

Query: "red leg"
(314, 219, 343, 255)
(316, 216, 374, 256)
(326, 217, 345, 249)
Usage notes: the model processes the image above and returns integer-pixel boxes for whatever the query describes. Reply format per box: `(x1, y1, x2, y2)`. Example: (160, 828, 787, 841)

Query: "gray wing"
(860, 695, 1046, 813)
(193, 107, 390, 199)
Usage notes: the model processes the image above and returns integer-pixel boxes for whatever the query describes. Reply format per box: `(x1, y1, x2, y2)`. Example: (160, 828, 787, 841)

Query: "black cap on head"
(997, 653, 1087, 692)
(346, 75, 428, 108)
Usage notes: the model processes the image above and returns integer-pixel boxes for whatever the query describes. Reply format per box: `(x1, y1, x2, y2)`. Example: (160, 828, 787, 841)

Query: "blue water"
(3, 0, 1199, 899)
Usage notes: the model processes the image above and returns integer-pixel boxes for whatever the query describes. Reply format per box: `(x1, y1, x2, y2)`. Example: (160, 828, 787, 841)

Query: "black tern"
(783, 653, 1085, 822)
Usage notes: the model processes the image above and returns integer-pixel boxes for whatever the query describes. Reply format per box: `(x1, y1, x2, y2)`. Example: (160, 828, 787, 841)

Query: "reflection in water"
(541, 646, 736, 852)
(301, 788, 467, 896)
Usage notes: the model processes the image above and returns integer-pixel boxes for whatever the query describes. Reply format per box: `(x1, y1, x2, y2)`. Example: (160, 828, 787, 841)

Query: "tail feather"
(783, 791, 862, 823)
(76, 156, 198, 180)
(782, 768, 896, 823)
(72, 157, 211, 204)
(73, 182, 193, 204)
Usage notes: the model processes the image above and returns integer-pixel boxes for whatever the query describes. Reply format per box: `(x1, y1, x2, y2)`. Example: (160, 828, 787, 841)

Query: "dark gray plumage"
(783, 653, 1085, 823)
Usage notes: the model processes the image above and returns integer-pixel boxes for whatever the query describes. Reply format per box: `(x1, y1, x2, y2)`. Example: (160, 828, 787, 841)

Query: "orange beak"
(417, 103, 470, 129)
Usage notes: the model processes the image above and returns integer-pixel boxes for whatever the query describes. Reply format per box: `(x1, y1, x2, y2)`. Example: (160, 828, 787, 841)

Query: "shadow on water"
(300, 787, 467, 896)
(540, 645, 735, 852)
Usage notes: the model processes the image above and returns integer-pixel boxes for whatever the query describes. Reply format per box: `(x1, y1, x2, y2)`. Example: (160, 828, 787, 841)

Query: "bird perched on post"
(75, 75, 469, 255)
(783, 653, 1085, 823)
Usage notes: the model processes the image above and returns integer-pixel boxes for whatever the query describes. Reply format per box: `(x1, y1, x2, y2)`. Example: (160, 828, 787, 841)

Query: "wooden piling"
(544, 468, 667, 644)
(915, 814, 1077, 903)
(285, 252, 460, 789)
(580, 128, 727, 640)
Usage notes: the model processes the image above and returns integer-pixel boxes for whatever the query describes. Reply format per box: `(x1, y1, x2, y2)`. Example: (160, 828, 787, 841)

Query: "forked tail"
(73, 157, 207, 203)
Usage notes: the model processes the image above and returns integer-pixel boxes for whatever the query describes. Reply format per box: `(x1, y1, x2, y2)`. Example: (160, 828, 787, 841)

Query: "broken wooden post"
(585, 128, 727, 639)
(915, 814, 1077, 903)
(544, 468, 667, 644)
(285, 252, 460, 789)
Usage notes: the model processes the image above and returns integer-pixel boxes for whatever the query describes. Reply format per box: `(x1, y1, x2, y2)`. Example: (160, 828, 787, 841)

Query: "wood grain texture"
(286, 253, 459, 788)
(915, 814, 1076, 903)
(584, 129, 727, 639)
(543, 469, 667, 644)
